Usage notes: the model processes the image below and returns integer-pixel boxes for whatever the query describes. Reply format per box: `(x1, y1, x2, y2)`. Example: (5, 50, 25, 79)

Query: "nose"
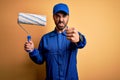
(59, 17, 63, 22)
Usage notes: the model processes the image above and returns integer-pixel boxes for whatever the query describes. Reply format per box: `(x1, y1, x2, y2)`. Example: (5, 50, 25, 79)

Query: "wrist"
(28, 48, 34, 53)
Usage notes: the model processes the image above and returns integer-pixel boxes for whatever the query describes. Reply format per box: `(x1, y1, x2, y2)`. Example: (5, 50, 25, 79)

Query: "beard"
(56, 21, 67, 30)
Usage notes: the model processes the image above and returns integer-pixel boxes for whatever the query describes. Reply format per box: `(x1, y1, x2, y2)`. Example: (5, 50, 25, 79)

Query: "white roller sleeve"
(18, 13, 46, 26)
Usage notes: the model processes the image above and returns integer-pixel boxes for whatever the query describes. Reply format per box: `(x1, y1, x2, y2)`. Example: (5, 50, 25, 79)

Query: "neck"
(55, 26, 67, 33)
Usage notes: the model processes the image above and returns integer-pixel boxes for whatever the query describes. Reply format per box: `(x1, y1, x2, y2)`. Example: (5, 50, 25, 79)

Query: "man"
(24, 3, 86, 80)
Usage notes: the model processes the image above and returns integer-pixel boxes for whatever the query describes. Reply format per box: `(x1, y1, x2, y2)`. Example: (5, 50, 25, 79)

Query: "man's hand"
(66, 27, 80, 43)
(24, 40, 34, 52)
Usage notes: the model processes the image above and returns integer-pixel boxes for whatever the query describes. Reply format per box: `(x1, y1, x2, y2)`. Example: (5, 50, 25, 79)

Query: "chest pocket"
(43, 37, 58, 54)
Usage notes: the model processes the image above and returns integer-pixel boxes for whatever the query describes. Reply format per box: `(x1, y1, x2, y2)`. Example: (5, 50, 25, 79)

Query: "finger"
(24, 43, 31, 48)
(25, 45, 31, 48)
(66, 28, 76, 34)
(24, 48, 31, 51)
(24, 45, 32, 50)
(66, 30, 74, 34)
(24, 43, 31, 47)
(29, 40, 32, 43)
(66, 33, 75, 37)
(66, 36, 71, 40)
(66, 27, 75, 31)
(24, 45, 29, 49)
(25, 41, 29, 44)
(25, 40, 33, 44)
(67, 36, 74, 41)
(66, 28, 72, 32)
(25, 40, 33, 45)
(28, 41, 33, 45)
(25, 46, 32, 49)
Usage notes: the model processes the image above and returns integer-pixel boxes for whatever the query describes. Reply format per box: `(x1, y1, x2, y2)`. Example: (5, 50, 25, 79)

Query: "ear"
(53, 14, 56, 20)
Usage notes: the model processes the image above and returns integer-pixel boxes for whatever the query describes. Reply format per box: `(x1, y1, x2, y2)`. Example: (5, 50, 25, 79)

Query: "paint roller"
(17, 12, 46, 42)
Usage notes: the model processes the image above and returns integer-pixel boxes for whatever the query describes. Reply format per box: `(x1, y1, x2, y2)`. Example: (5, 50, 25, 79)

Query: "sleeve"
(29, 37, 45, 64)
(76, 32, 87, 48)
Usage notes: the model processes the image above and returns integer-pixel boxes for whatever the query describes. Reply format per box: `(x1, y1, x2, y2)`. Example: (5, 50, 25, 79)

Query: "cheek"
(64, 18, 69, 24)
(53, 18, 58, 24)
(55, 20, 59, 24)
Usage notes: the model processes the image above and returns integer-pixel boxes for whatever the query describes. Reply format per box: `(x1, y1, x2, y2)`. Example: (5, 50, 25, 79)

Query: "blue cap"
(53, 3, 69, 14)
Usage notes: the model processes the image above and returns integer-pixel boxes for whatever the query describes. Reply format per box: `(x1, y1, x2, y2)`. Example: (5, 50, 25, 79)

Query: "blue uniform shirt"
(29, 29, 86, 80)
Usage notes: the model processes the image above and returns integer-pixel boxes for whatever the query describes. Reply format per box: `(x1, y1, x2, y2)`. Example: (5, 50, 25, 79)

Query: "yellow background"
(0, 0, 120, 80)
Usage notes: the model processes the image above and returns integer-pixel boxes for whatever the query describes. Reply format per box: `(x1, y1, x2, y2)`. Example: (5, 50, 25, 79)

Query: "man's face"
(53, 12, 69, 30)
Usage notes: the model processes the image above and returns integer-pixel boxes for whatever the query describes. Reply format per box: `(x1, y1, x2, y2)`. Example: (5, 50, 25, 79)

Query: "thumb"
(28, 40, 34, 44)
(65, 27, 69, 31)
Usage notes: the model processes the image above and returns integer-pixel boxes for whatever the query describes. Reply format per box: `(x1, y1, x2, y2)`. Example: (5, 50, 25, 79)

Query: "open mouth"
(58, 23, 64, 26)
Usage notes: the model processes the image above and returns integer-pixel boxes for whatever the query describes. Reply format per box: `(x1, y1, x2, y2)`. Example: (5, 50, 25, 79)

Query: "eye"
(55, 14, 60, 18)
(63, 14, 66, 18)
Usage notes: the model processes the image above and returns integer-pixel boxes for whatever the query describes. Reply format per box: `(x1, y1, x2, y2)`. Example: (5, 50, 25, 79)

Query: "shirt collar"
(49, 28, 66, 37)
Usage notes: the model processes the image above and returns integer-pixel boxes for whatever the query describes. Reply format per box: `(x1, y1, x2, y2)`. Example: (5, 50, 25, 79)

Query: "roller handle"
(27, 35, 31, 53)
(27, 35, 31, 42)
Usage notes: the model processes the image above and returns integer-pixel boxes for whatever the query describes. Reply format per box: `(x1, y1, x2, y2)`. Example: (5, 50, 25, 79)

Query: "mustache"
(58, 21, 64, 24)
